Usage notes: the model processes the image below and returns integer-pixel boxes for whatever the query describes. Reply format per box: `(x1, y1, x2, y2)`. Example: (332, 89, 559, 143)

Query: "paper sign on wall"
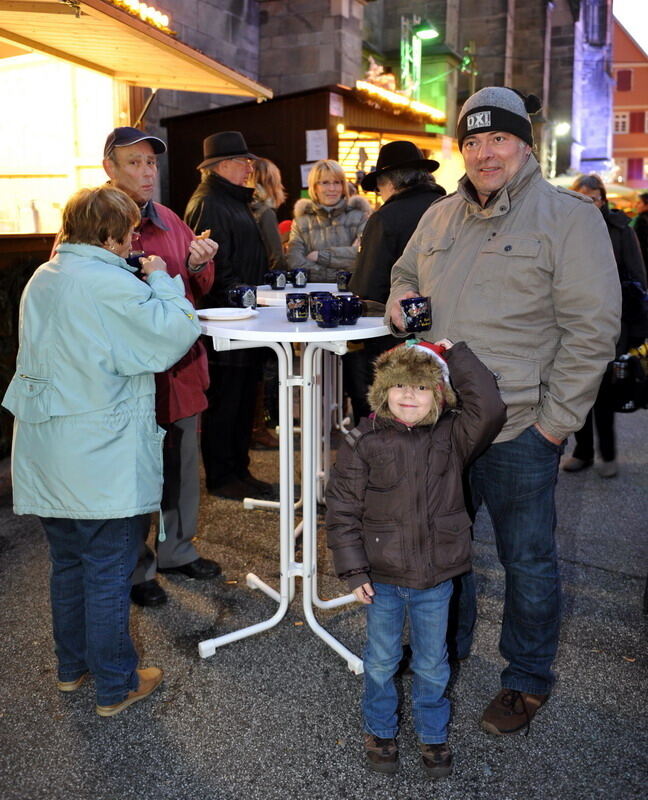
(329, 93, 344, 117)
(300, 163, 316, 188)
(306, 129, 328, 162)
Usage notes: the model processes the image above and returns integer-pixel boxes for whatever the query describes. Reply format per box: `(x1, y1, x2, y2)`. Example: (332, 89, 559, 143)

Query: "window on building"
(630, 111, 646, 133)
(616, 69, 632, 91)
(584, 0, 607, 46)
(614, 113, 629, 134)
(627, 158, 644, 181)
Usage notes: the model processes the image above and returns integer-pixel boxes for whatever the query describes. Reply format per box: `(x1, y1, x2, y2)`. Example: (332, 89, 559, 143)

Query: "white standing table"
(257, 283, 352, 499)
(198, 306, 388, 673)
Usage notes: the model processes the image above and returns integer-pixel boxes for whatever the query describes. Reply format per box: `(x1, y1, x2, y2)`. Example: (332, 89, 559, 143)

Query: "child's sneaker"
(419, 741, 453, 777)
(364, 733, 399, 774)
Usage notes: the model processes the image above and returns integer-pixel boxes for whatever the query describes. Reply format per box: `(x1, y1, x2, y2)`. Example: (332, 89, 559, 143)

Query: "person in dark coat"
(184, 132, 271, 500)
(632, 192, 648, 269)
(344, 141, 446, 422)
(562, 174, 647, 478)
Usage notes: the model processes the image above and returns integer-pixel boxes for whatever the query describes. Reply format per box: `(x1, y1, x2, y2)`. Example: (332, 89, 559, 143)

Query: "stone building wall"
(141, 0, 263, 199)
(257, 0, 367, 95)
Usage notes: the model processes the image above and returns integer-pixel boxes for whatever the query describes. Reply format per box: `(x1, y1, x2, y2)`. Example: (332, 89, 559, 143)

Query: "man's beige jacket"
(387, 156, 621, 443)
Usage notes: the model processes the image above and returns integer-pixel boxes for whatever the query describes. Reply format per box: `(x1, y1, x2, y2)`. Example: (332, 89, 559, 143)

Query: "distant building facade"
(612, 18, 648, 189)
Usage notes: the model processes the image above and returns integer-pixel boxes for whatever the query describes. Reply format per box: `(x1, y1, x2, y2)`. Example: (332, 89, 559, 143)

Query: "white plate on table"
(198, 307, 260, 321)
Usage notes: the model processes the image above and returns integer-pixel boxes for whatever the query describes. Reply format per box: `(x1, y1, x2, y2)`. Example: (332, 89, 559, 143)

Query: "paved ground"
(0, 414, 646, 800)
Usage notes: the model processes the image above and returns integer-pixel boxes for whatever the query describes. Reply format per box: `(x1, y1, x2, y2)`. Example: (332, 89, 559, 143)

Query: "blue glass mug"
(308, 291, 332, 319)
(400, 296, 432, 332)
(336, 270, 352, 291)
(336, 294, 363, 325)
(286, 293, 309, 322)
(313, 295, 342, 328)
(228, 285, 257, 308)
(290, 267, 310, 288)
(265, 270, 288, 289)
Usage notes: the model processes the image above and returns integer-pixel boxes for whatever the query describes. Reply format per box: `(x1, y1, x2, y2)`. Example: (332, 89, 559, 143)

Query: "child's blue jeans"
(362, 579, 452, 744)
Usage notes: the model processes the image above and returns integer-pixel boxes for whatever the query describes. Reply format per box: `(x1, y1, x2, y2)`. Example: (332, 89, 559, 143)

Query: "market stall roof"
(0, 0, 272, 97)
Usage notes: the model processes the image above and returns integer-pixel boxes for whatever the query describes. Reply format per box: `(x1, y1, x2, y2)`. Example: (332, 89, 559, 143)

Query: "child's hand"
(434, 338, 453, 350)
(353, 582, 375, 604)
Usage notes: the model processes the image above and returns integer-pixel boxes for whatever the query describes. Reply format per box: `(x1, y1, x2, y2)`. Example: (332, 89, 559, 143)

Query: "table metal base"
(197, 337, 363, 675)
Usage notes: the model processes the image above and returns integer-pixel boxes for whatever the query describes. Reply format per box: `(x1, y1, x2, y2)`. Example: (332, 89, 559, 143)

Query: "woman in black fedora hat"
(351, 141, 445, 304)
(345, 141, 446, 422)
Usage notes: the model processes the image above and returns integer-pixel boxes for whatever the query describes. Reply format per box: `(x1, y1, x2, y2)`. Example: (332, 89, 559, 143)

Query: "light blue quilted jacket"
(2, 243, 201, 518)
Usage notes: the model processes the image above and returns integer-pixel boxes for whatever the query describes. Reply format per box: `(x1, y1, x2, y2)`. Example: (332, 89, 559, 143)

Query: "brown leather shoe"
(96, 667, 163, 717)
(364, 733, 398, 774)
(481, 689, 548, 735)
(57, 672, 89, 692)
(419, 742, 453, 778)
(251, 426, 279, 450)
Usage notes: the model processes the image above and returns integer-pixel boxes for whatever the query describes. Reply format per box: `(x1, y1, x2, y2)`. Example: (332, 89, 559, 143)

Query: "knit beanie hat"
(367, 340, 457, 427)
(456, 87, 542, 148)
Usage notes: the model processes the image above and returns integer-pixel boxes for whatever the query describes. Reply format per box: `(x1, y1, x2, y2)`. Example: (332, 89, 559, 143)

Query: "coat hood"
(368, 341, 457, 426)
(293, 194, 371, 219)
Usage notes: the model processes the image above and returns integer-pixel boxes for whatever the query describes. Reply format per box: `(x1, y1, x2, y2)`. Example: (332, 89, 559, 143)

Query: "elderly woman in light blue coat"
(2, 186, 201, 717)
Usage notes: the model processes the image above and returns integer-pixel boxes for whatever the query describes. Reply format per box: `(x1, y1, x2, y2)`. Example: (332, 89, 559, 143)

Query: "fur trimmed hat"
(456, 87, 542, 148)
(368, 340, 457, 427)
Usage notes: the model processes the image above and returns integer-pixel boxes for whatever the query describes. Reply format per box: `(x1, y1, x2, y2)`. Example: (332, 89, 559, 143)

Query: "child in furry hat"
(326, 339, 506, 778)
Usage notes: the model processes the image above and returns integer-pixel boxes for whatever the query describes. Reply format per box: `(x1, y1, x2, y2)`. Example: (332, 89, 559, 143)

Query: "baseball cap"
(103, 127, 167, 159)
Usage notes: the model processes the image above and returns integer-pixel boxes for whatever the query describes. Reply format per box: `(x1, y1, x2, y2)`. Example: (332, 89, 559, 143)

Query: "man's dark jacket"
(633, 210, 648, 269)
(602, 206, 647, 350)
(184, 172, 267, 306)
(350, 181, 446, 304)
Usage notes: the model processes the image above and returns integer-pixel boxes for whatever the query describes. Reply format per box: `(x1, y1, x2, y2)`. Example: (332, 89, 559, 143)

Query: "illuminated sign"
(354, 80, 446, 124)
(109, 0, 175, 35)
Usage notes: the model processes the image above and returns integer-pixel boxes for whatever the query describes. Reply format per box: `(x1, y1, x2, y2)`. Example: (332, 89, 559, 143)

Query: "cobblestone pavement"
(0, 414, 646, 800)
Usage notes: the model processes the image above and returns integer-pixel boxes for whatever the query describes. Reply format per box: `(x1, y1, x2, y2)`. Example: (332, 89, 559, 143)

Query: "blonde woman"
(287, 159, 371, 282)
(250, 158, 287, 270)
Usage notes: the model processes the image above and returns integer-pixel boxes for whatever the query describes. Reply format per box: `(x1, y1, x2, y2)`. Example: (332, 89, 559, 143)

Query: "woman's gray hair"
(377, 167, 436, 193)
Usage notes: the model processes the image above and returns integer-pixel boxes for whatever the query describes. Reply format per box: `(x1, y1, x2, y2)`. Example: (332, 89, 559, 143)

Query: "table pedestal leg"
(198, 340, 293, 658)
(198, 337, 363, 675)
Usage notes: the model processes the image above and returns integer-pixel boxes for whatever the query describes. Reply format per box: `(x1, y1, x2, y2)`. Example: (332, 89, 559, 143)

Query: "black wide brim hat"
(198, 130, 259, 170)
(361, 140, 439, 192)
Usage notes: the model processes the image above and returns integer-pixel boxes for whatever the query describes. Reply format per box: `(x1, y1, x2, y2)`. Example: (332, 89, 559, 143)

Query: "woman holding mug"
(2, 186, 201, 717)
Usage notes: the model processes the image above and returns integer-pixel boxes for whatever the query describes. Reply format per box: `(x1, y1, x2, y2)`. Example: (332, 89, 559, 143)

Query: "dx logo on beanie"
(467, 111, 491, 130)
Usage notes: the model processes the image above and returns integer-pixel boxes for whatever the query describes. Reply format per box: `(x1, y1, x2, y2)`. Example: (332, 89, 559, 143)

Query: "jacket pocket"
(477, 235, 549, 299)
(473, 351, 542, 409)
(480, 236, 541, 259)
(4, 374, 51, 423)
(367, 452, 400, 491)
(136, 425, 165, 508)
(433, 509, 472, 568)
(363, 520, 406, 574)
(420, 231, 455, 257)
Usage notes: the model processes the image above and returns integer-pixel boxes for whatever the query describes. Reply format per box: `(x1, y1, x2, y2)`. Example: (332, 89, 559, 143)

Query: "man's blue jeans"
(363, 580, 452, 744)
(452, 426, 563, 695)
(41, 515, 148, 706)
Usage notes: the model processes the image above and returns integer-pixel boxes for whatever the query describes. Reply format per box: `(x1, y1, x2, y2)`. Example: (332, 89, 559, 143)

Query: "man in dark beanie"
(387, 87, 621, 735)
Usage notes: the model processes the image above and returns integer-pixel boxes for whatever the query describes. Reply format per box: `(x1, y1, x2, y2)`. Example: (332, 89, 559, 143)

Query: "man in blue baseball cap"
(103, 127, 221, 607)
